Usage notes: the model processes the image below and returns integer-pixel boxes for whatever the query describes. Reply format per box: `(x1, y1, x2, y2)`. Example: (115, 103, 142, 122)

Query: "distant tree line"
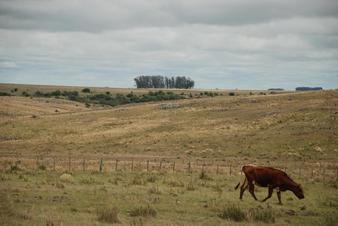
(134, 75, 195, 89)
(296, 87, 322, 91)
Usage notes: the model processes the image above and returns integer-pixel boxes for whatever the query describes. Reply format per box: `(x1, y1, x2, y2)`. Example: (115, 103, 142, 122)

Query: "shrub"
(199, 171, 212, 180)
(82, 88, 91, 93)
(37, 164, 46, 171)
(129, 205, 157, 217)
(22, 91, 30, 97)
(228, 92, 235, 96)
(146, 174, 158, 183)
(0, 92, 11, 96)
(131, 174, 146, 185)
(219, 205, 246, 222)
(97, 206, 120, 224)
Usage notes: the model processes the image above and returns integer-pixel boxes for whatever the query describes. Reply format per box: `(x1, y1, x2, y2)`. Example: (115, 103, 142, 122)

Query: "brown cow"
(235, 165, 304, 204)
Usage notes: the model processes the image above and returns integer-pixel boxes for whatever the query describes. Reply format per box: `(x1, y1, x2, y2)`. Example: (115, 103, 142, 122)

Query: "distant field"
(0, 83, 337, 225)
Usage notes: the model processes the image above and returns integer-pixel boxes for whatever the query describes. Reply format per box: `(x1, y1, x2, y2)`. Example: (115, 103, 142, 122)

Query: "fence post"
(36, 154, 39, 170)
(115, 159, 118, 171)
(229, 164, 232, 176)
(188, 162, 191, 174)
(53, 157, 56, 171)
(202, 163, 205, 174)
(172, 161, 175, 172)
(99, 158, 104, 173)
(131, 159, 134, 171)
(159, 160, 162, 171)
(216, 164, 219, 175)
(82, 159, 86, 172)
(298, 167, 301, 178)
(68, 153, 71, 172)
(336, 168, 338, 181)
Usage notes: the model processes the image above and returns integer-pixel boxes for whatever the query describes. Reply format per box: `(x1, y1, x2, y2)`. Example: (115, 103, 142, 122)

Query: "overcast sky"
(0, 0, 337, 89)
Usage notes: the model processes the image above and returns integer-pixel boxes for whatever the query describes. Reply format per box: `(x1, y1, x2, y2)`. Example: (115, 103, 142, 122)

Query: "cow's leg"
(277, 191, 282, 205)
(239, 178, 248, 200)
(262, 186, 273, 202)
(248, 181, 257, 201)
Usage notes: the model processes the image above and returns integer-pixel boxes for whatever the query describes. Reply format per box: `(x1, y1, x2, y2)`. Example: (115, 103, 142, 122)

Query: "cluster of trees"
(134, 75, 195, 89)
(296, 87, 322, 91)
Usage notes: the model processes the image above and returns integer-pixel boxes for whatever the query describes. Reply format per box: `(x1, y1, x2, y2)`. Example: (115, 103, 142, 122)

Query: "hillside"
(1, 84, 337, 162)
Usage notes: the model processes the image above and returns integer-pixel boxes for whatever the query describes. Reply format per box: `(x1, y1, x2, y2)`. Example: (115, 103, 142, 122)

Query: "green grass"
(0, 169, 337, 225)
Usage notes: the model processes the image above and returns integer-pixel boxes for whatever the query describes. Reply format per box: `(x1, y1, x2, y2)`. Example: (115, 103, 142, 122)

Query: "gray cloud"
(0, 0, 338, 89)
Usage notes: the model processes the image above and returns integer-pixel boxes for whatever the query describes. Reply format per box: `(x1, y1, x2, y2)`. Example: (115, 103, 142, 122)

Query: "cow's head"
(293, 184, 304, 199)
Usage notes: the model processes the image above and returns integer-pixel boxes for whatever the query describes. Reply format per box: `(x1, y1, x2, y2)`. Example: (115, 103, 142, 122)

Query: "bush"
(22, 91, 30, 97)
(129, 205, 157, 217)
(199, 170, 212, 180)
(97, 206, 120, 224)
(82, 88, 91, 93)
(131, 174, 146, 185)
(37, 164, 46, 171)
(0, 92, 11, 96)
(219, 205, 246, 222)
(228, 92, 235, 96)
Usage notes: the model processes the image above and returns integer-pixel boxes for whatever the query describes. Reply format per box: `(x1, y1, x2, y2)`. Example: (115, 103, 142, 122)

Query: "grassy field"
(0, 83, 337, 225)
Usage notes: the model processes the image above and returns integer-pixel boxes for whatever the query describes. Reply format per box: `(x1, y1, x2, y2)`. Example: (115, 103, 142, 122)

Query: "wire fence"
(1, 154, 337, 182)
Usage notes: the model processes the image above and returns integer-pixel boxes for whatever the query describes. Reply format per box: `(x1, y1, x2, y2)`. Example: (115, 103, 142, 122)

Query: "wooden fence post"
(68, 153, 71, 172)
(188, 162, 191, 174)
(172, 161, 175, 172)
(99, 158, 104, 173)
(216, 164, 219, 175)
(159, 160, 162, 171)
(146, 160, 149, 172)
(201, 163, 205, 174)
(36, 154, 39, 170)
(82, 159, 86, 172)
(131, 159, 134, 171)
(298, 167, 301, 178)
(229, 164, 232, 176)
(115, 159, 118, 171)
(53, 157, 56, 171)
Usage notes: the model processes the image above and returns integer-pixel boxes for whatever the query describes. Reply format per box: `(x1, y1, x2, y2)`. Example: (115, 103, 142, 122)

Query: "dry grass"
(0, 83, 337, 225)
(97, 206, 121, 224)
(1, 85, 337, 163)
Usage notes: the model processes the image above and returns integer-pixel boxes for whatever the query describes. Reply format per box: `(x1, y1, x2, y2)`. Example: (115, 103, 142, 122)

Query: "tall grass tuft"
(323, 213, 338, 226)
(97, 206, 121, 224)
(129, 205, 157, 218)
(249, 208, 275, 223)
(219, 205, 246, 222)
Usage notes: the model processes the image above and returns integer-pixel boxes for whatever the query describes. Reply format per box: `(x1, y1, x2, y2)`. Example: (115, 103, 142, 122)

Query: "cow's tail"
(234, 182, 240, 190)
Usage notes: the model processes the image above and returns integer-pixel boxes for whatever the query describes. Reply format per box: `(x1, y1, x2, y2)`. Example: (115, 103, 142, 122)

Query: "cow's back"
(242, 165, 287, 187)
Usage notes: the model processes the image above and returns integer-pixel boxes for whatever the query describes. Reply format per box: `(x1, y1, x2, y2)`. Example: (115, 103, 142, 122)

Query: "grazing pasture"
(0, 83, 337, 225)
